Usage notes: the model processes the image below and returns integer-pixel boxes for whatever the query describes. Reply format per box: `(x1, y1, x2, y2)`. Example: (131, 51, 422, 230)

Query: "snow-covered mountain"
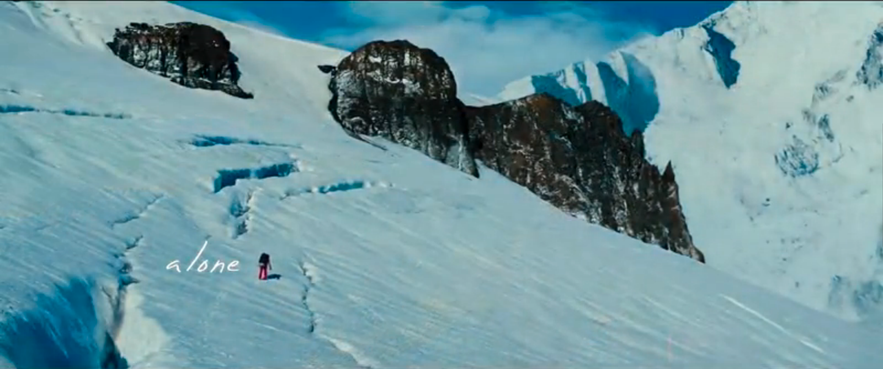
(0, 1, 881, 368)
(497, 1, 883, 321)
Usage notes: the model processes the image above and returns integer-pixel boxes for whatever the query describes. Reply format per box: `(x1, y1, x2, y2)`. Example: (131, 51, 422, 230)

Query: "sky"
(172, 1, 732, 96)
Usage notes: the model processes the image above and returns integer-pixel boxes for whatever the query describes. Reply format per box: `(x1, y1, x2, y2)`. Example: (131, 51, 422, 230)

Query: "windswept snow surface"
(498, 1, 883, 321)
(0, 1, 881, 368)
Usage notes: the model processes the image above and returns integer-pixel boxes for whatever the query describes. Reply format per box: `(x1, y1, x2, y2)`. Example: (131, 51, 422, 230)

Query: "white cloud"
(181, 2, 291, 37)
(233, 19, 290, 38)
(319, 1, 657, 97)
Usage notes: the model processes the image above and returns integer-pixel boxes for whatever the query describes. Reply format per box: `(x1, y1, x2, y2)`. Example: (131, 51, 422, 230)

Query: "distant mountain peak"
(493, 1, 883, 319)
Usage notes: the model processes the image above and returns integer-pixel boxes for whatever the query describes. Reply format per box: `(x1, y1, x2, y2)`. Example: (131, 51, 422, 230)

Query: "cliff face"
(324, 40, 705, 262)
(468, 97, 703, 261)
(106, 22, 253, 99)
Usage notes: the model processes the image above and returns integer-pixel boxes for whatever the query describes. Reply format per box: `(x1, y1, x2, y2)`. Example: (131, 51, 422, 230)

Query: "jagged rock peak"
(327, 39, 478, 177)
(467, 96, 704, 263)
(106, 22, 254, 99)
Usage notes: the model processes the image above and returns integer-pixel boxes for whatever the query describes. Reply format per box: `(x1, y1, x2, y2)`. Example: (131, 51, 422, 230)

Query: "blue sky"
(173, 1, 731, 95)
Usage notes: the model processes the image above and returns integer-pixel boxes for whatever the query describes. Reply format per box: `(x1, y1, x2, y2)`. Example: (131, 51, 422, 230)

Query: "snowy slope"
(496, 1, 883, 321)
(0, 1, 881, 368)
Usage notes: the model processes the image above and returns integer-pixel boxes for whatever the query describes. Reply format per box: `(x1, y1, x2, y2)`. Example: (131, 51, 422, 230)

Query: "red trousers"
(258, 265, 268, 280)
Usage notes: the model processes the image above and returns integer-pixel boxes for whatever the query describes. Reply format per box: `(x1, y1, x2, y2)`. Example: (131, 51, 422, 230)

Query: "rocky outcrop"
(106, 22, 253, 99)
(467, 97, 703, 262)
(324, 40, 705, 263)
(322, 40, 477, 176)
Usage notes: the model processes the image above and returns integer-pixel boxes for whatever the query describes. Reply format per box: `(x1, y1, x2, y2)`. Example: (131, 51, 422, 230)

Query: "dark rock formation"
(467, 96, 703, 262)
(324, 40, 704, 263)
(106, 22, 253, 99)
(327, 40, 477, 176)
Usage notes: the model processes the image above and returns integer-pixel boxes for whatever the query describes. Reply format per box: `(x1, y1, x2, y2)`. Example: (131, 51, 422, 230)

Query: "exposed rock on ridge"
(323, 40, 477, 176)
(106, 22, 253, 99)
(324, 40, 705, 263)
(467, 96, 702, 261)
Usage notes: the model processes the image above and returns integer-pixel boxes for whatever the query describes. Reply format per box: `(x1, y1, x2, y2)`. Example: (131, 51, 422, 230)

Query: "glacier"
(0, 1, 881, 368)
(496, 1, 883, 321)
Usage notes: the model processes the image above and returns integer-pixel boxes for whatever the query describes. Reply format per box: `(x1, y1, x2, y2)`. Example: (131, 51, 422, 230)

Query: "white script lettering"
(166, 240, 241, 273)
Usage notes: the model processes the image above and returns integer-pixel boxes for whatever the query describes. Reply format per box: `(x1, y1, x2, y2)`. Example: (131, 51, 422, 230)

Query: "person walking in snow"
(258, 253, 272, 280)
